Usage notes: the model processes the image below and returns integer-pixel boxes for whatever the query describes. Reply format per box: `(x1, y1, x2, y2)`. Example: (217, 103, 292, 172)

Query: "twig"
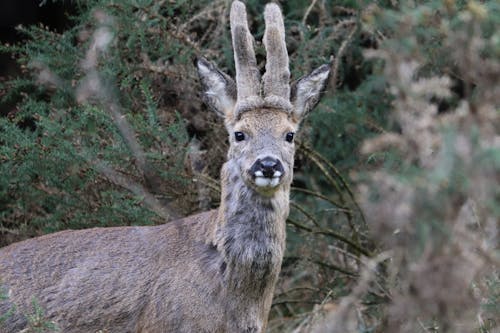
(298, 141, 344, 199)
(311, 252, 391, 333)
(30, 60, 73, 94)
(274, 286, 320, 298)
(191, 172, 221, 195)
(140, 53, 180, 78)
(291, 186, 347, 211)
(165, 22, 203, 56)
(287, 218, 370, 257)
(76, 12, 168, 200)
(180, 1, 225, 31)
(302, 0, 319, 27)
(290, 201, 322, 228)
(0, 226, 20, 235)
(330, 22, 357, 95)
(90, 159, 179, 221)
(77, 15, 150, 180)
(332, 5, 357, 16)
(313, 229, 371, 257)
(298, 141, 362, 247)
(286, 255, 358, 277)
(272, 300, 321, 306)
(417, 317, 433, 333)
(299, 141, 367, 226)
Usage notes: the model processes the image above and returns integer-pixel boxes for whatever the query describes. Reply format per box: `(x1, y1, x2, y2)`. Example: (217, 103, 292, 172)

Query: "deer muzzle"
(250, 156, 284, 188)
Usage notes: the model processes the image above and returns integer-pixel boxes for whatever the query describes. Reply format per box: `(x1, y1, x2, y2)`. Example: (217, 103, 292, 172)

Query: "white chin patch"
(254, 176, 281, 188)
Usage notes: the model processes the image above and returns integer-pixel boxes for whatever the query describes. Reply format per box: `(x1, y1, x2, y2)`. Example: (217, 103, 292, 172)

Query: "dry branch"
(311, 252, 392, 333)
(90, 159, 179, 221)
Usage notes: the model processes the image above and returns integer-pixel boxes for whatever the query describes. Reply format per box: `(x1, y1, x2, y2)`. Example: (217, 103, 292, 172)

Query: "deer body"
(0, 2, 329, 332)
(0, 204, 282, 332)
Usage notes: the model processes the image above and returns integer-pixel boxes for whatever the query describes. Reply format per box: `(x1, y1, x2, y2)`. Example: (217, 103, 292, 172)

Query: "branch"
(329, 22, 357, 95)
(287, 218, 371, 257)
(76, 11, 165, 196)
(0, 226, 20, 235)
(291, 186, 348, 211)
(311, 252, 392, 333)
(299, 141, 366, 226)
(302, 0, 320, 27)
(290, 201, 322, 229)
(90, 159, 179, 221)
(286, 255, 358, 277)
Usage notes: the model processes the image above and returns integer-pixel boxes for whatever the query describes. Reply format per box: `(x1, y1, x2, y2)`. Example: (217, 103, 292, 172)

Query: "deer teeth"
(255, 176, 281, 188)
(270, 177, 280, 187)
(255, 177, 271, 187)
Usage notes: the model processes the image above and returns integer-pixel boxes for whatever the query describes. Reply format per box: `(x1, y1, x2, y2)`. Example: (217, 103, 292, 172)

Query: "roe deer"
(0, 1, 330, 332)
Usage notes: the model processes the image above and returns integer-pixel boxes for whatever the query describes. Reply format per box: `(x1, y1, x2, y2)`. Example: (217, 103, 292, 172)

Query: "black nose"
(252, 157, 284, 178)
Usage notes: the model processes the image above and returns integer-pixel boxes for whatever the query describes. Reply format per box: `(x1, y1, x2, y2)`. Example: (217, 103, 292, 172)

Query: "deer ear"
(290, 63, 330, 122)
(197, 58, 237, 118)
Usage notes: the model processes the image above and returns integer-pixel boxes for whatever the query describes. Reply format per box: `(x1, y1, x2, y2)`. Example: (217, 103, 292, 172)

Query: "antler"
(198, 1, 330, 122)
(230, 1, 260, 104)
(262, 3, 290, 101)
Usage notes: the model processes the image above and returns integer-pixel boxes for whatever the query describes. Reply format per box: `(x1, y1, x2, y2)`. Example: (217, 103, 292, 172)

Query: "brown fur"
(0, 2, 330, 332)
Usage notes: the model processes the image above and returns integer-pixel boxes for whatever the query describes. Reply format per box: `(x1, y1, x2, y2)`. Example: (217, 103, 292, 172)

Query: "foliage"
(24, 299, 59, 333)
(0, 0, 198, 245)
(307, 1, 499, 332)
(0, 0, 498, 332)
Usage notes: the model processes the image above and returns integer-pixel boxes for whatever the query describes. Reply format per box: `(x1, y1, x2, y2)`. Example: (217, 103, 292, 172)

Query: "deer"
(0, 2, 330, 332)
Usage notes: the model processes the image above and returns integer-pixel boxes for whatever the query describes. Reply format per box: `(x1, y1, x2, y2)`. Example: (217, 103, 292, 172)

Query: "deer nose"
(252, 157, 284, 178)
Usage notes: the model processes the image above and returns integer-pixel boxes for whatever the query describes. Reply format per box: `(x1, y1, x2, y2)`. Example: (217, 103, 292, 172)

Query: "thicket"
(0, 0, 498, 332)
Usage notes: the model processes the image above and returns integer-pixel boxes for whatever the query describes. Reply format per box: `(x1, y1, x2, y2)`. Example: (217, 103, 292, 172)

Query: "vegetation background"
(0, 0, 498, 332)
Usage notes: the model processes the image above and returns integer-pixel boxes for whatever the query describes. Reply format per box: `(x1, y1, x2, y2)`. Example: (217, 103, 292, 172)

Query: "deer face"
(197, 1, 330, 196)
(227, 109, 298, 194)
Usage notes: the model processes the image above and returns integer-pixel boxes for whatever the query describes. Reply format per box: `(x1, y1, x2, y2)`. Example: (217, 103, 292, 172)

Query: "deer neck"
(212, 160, 289, 293)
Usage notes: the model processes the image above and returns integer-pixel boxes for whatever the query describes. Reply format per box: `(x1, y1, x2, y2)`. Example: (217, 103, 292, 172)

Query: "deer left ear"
(197, 58, 237, 118)
(290, 63, 330, 122)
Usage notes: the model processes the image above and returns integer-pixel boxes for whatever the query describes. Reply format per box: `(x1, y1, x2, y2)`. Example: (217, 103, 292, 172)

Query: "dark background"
(0, 1, 75, 77)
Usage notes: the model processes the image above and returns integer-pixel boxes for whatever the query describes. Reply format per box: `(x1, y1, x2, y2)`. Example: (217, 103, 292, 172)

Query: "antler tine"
(230, 1, 260, 102)
(262, 3, 290, 101)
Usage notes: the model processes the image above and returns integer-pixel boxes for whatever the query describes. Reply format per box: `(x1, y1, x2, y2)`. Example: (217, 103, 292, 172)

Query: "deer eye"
(234, 131, 245, 142)
(285, 132, 295, 143)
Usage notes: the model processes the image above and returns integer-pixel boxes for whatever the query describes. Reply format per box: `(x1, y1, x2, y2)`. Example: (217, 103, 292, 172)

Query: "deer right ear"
(197, 58, 237, 118)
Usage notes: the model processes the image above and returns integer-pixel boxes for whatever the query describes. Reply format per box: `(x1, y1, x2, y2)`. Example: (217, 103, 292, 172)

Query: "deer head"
(197, 1, 330, 196)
